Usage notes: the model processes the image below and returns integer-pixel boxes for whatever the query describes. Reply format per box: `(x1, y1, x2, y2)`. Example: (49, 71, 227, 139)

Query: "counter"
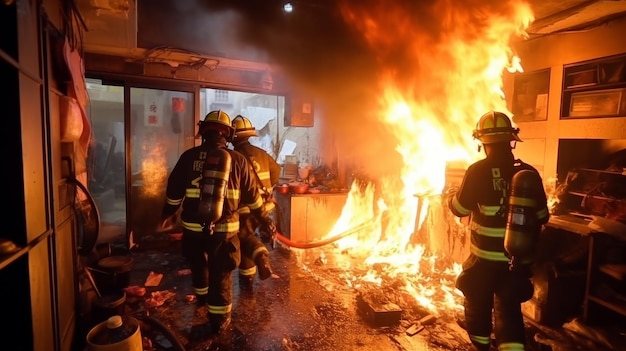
(274, 192, 349, 243)
(546, 214, 597, 236)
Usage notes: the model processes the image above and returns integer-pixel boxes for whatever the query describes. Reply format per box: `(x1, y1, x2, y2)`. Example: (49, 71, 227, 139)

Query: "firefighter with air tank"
(231, 114, 281, 291)
(448, 111, 550, 351)
(160, 110, 277, 335)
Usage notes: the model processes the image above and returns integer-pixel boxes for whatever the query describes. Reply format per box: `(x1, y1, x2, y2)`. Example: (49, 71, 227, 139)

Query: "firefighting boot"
(208, 313, 232, 335)
(238, 273, 255, 292)
(254, 252, 273, 280)
(196, 293, 208, 306)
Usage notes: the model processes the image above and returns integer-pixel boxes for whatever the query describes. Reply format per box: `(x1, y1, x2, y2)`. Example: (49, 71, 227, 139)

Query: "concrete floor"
(81, 233, 625, 351)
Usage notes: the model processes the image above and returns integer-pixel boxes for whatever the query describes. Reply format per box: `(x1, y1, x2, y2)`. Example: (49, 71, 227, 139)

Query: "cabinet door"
(561, 54, 626, 119)
(30, 242, 55, 351)
(288, 194, 348, 244)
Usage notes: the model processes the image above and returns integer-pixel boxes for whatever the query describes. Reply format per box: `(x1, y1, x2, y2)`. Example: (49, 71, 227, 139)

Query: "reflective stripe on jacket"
(449, 156, 549, 261)
(162, 142, 264, 234)
(233, 140, 281, 213)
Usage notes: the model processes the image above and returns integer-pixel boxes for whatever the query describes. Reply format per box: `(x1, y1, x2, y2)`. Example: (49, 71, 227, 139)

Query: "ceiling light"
(283, 2, 293, 13)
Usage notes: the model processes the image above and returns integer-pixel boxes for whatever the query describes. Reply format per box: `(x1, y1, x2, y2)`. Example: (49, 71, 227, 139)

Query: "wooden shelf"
(588, 295, 626, 317)
(547, 214, 595, 236)
(583, 232, 626, 322)
(568, 191, 621, 202)
(578, 168, 626, 176)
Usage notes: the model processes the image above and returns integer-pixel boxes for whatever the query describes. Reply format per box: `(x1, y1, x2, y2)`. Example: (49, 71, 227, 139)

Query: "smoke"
(186, 0, 531, 178)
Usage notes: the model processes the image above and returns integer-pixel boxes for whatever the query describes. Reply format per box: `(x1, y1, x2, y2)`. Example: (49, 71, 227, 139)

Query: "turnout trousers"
(238, 212, 269, 279)
(455, 255, 532, 351)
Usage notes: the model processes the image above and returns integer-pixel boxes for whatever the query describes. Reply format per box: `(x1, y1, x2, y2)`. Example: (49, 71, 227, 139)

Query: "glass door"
(85, 78, 127, 247)
(129, 87, 195, 242)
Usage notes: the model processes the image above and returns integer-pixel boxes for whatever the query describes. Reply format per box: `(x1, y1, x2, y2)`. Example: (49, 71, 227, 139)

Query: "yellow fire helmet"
(232, 115, 258, 138)
(196, 110, 234, 139)
(472, 111, 522, 144)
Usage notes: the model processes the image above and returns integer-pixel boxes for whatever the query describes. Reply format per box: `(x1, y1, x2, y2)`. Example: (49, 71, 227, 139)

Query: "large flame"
(303, 0, 535, 317)
(141, 135, 168, 197)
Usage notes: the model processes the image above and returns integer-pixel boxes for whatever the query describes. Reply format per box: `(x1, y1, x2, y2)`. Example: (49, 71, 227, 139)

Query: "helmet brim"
(234, 130, 257, 138)
(196, 122, 234, 139)
(479, 132, 523, 144)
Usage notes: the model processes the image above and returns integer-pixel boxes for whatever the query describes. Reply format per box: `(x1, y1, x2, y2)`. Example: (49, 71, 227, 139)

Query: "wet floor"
(85, 233, 624, 351)
(116, 234, 465, 351)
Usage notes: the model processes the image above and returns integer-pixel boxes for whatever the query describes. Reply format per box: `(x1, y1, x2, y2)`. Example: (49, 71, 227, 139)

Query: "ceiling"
(75, 0, 626, 70)
(527, 0, 626, 34)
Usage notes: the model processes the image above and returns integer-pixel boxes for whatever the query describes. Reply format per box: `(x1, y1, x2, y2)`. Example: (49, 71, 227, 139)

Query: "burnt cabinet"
(583, 232, 626, 323)
(561, 53, 626, 119)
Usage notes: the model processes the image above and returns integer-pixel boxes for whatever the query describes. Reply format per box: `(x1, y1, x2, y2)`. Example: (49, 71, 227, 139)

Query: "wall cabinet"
(561, 53, 626, 119)
(512, 69, 551, 122)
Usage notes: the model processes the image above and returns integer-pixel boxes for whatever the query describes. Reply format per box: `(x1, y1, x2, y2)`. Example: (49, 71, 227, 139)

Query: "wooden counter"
(274, 192, 348, 243)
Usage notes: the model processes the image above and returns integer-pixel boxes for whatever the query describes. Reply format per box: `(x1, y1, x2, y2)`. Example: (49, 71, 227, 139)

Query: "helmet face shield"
(472, 111, 522, 144)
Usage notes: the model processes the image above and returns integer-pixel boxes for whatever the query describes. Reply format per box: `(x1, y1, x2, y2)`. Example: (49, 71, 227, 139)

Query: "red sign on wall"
(172, 97, 186, 113)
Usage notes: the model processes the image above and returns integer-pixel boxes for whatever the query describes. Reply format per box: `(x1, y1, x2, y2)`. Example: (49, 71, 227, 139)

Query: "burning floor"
(74, 230, 622, 351)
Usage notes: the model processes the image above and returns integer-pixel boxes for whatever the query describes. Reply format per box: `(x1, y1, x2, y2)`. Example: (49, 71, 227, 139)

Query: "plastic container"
(86, 315, 142, 351)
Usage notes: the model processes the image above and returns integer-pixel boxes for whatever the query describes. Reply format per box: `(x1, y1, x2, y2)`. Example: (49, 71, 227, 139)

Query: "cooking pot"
(276, 184, 289, 194)
(289, 183, 309, 194)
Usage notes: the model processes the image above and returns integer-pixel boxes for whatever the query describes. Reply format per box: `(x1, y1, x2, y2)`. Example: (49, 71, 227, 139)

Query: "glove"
(259, 217, 277, 244)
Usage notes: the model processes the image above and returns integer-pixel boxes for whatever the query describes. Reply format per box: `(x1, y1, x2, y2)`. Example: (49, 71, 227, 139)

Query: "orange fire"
(140, 135, 168, 197)
(305, 1, 536, 316)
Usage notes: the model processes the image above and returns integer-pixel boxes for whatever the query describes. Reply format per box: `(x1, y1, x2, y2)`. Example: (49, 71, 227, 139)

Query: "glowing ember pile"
(296, 0, 536, 318)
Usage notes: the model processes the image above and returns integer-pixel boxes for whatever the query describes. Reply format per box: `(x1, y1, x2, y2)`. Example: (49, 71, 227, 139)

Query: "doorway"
(85, 80, 195, 246)
(128, 87, 195, 241)
(86, 79, 126, 246)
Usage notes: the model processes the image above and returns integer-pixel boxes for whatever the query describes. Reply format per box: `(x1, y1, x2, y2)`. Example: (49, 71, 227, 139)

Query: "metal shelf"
(0, 230, 52, 271)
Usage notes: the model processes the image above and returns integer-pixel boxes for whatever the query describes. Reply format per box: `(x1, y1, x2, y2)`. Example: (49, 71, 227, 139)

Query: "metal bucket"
(93, 291, 127, 322)
(86, 315, 142, 351)
(91, 255, 133, 294)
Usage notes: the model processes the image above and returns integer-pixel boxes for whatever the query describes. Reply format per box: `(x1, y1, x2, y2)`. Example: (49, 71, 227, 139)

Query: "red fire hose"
(273, 218, 377, 249)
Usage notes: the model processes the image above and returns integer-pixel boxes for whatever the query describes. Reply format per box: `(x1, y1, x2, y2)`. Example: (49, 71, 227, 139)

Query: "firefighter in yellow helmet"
(160, 110, 276, 335)
(448, 111, 549, 351)
(231, 115, 281, 290)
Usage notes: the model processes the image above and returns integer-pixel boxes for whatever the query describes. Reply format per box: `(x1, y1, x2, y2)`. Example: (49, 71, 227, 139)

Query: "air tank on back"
(504, 169, 544, 267)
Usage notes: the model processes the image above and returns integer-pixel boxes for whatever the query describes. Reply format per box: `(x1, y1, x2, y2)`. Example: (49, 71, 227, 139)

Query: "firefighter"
(160, 110, 276, 335)
(448, 111, 550, 351)
(231, 114, 281, 290)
